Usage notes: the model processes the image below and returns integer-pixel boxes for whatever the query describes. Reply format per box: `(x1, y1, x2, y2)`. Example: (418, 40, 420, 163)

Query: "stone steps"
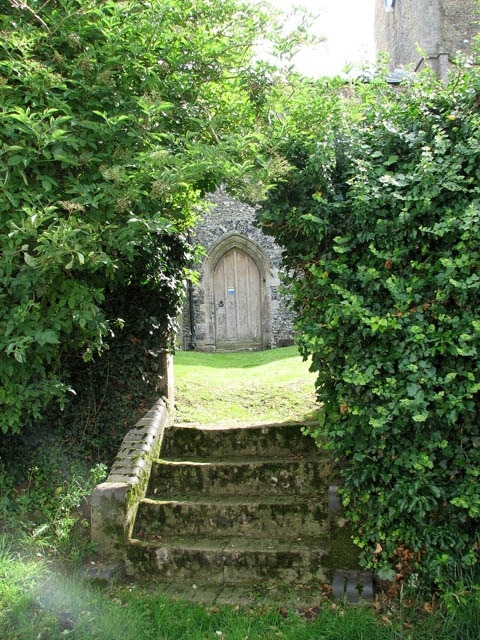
(145, 581, 331, 608)
(127, 535, 330, 585)
(126, 421, 368, 603)
(133, 494, 329, 539)
(147, 456, 332, 497)
(161, 423, 322, 459)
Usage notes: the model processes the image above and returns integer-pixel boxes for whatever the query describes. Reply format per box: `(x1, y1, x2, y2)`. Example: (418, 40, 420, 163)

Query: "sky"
(264, 0, 377, 77)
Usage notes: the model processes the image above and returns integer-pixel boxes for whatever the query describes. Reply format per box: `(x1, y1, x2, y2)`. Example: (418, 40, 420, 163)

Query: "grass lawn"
(0, 543, 452, 640)
(173, 346, 319, 425)
(2, 545, 479, 640)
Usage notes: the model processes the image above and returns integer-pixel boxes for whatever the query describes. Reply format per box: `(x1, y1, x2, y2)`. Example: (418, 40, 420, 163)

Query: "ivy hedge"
(261, 65, 480, 591)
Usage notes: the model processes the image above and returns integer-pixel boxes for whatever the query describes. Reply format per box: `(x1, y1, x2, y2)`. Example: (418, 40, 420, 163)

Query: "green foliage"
(0, 453, 106, 563)
(260, 66, 480, 591)
(0, 0, 277, 433)
(2, 541, 480, 640)
(438, 584, 480, 640)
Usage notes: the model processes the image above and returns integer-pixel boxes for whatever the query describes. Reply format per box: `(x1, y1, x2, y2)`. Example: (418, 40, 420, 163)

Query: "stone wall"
(375, 0, 478, 78)
(181, 187, 294, 351)
(91, 353, 173, 562)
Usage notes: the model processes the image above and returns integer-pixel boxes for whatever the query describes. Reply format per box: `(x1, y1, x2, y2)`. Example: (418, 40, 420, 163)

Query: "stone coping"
(91, 398, 171, 561)
(107, 399, 170, 485)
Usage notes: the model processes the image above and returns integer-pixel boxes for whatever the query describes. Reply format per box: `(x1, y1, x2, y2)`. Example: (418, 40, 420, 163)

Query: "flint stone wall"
(181, 187, 294, 351)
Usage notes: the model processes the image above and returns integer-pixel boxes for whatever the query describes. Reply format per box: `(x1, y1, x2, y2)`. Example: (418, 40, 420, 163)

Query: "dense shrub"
(0, 0, 275, 434)
(260, 66, 480, 591)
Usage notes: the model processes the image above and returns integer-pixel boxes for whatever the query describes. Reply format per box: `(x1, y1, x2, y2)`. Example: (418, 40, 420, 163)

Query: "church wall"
(374, 0, 477, 77)
(180, 188, 294, 351)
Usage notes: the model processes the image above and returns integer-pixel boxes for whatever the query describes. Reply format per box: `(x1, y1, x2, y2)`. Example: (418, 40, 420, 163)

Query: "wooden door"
(213, 248, 262, 350)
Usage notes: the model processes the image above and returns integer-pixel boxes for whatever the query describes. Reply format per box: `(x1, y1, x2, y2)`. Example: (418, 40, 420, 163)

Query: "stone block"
(332, 570, 374, 604)
(328, 485, 341, 512)
(80, 562, 125, 584)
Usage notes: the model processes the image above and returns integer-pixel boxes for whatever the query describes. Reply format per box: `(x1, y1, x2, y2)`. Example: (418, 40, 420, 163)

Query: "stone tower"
(375, 0, 478, 80)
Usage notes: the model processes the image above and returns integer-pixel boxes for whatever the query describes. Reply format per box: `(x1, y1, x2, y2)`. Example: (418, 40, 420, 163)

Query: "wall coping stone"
(91, 397, 171, 562)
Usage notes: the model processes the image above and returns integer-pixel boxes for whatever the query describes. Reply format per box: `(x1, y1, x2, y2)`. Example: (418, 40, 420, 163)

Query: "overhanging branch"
(8, 0, 50, 31)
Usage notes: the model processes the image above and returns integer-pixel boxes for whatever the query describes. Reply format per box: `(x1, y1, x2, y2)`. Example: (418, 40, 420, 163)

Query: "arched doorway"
(181, 189, 294, 352)
(198, 232, 270, 351)
(213, 247, 262, 350)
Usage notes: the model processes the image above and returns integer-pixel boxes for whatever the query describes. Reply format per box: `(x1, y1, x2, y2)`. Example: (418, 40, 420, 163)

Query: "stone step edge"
(166, 419, 322, 432)
(80, 564, 374, 606)
(138, 494, 328, 506)
(158, 455, 327, 463)
(128, 534, 330, 552)
(140, 580, 333, 608)
(153, 455, 328, 466)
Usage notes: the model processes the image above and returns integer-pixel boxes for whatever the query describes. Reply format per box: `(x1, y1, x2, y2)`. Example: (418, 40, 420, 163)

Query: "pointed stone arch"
(207, 231, 270, 276)
(180, 189, 294, 352)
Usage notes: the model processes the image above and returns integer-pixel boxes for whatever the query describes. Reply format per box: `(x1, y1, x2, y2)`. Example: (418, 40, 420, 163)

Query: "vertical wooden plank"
(214, 256, 226, 341)
(214, 248, 262, 349)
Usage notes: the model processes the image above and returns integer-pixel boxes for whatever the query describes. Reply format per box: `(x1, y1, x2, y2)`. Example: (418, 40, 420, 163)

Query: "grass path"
(173, 346, 319, 426)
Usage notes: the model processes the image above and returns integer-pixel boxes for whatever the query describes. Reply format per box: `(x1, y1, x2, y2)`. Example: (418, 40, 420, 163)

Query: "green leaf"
(7, 155, 25, 166)
(23, 253, 37, 268)
(377, 566, 396, 582)
(35, 330, 60, 347)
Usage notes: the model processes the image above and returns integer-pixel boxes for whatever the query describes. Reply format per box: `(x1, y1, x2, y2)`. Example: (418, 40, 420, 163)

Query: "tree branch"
(8, 0, 50, 31)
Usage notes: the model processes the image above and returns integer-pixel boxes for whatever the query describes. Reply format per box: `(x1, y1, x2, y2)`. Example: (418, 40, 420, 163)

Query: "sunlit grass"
(0, 541, 44, 611)
(2, 516, 480, 638)
(0, 543, 403, 640)
(0, 545, 151, 640)
(173, 346, 319, 425)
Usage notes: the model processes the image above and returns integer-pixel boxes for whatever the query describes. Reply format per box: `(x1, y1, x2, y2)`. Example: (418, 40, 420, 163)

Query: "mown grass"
(174, 346, 319, 425)
(2, 541, 480, 640)
(0, 545, 146, 640)
(0, 542, 428, 640)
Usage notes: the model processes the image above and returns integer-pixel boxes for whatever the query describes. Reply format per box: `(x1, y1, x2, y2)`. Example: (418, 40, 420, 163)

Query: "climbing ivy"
(260, 63, 480, 591)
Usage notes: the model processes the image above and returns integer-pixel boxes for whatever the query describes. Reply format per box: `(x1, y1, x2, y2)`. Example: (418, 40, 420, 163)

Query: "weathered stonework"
(181, 187, 294, 351)
(375, 0, 478, 79)
(91, 353, 173, 562)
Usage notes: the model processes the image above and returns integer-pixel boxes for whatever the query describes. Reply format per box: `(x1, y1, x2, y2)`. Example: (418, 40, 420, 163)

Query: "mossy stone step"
(148, 457, 333, 497)
(126, 535, 330, 585)
(126, 421, 364, 596)
(133, 494, 329, 539)
(140, 580, 332, 608)
(161, 422, 323, 459)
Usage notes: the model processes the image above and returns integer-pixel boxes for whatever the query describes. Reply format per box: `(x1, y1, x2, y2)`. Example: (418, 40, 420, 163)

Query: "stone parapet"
(91, 398, 171, 562)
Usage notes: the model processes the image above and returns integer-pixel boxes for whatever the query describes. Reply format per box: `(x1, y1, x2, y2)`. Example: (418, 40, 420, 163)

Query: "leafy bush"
(0, 0, 275, 433)
(0, 454, 106, 564)
(260, 66, 480, 591)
